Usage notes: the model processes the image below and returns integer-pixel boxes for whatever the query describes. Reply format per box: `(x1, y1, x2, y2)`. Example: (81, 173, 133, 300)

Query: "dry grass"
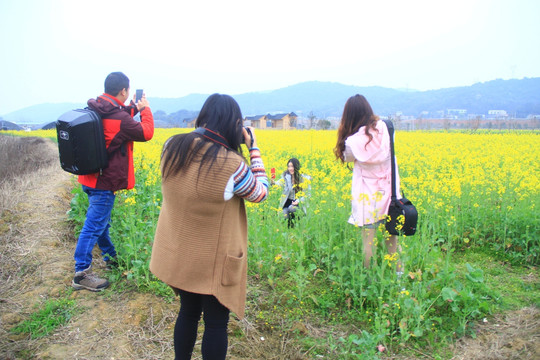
(0, 135, 57, 182)
(451, 307, 540, 360)
(0, 138, 62, 292)
(0, 137, 71, 359)
(0, 135, 58, 215)
(126, 304, 176, 359)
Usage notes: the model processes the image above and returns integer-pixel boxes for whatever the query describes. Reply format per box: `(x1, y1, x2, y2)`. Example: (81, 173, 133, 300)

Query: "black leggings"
(174, 289, 230, 360)
(283, 198, 296, 228)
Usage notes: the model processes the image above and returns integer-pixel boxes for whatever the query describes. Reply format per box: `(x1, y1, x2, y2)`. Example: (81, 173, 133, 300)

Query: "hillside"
(3, 78, 540, 126)
(3, 103, 87, 126)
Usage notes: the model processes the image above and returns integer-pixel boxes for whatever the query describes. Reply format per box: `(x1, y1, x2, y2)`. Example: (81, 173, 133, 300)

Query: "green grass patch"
(455, 249, 540, 310)
(242, 246, 538, 359)
(10, 294, 78, 339)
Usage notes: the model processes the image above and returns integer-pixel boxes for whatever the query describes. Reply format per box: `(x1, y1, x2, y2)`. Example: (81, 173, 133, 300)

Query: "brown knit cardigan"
(150, 143, 249, 318)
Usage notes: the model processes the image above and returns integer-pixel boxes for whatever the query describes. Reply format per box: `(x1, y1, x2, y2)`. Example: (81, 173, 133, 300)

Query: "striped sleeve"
(232, 147, 268, 203)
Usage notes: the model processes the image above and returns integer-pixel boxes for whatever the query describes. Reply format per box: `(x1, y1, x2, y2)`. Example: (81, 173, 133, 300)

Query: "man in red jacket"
(72, 72, 154, 291)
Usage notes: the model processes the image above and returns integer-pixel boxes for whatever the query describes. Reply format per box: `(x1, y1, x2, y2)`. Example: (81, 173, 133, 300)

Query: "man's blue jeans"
(74, 185, 117, 272)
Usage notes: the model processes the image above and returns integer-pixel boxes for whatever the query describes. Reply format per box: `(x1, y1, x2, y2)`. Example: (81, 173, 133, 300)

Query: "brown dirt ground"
(0, 138, 538, 360)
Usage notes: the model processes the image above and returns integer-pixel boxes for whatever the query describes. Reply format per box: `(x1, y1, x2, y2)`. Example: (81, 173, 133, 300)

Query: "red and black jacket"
(78, 93, 154, 192)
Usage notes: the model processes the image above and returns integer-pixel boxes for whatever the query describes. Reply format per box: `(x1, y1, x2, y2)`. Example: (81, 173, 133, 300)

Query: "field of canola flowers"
(22, 128, 540, 356)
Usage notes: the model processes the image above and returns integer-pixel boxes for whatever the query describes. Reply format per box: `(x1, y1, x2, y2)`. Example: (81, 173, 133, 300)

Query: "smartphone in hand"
(135, 89, 143, 103)
(271, 168, 276, 179)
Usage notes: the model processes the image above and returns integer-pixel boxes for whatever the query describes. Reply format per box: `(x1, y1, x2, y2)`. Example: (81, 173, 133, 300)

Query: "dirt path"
(0, 138, 538, 360)
(0, 140, 177, 359)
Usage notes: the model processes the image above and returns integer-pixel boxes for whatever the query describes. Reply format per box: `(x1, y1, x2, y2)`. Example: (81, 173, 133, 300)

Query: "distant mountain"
(235, 78, 540, 118)
(236, 82, 404, 117)
(4, 78, 540, 125)
(146, 78, 540, 118)
(147, 93, 209, 115)
(0, 120, 23, 131)
(389, 78, 540, 117)
(3, 102, 86, 126)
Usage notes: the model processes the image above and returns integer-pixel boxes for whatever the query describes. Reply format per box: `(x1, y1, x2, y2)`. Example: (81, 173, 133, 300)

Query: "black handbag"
(383, 120, 418, 236)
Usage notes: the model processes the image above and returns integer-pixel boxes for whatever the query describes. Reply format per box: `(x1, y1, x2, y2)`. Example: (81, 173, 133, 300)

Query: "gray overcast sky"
(1, 0, 539, 115)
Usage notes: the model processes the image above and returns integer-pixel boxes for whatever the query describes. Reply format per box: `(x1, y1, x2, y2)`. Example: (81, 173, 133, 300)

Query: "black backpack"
(56, 108, 108, 175)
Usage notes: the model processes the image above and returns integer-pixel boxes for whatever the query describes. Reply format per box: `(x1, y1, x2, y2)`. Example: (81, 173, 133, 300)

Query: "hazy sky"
(1, 0, 539, 115)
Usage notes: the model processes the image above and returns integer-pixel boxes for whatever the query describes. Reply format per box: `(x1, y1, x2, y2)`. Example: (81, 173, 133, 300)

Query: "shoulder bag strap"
(382, 120, 397, 201)
(193, 127, 231, 149)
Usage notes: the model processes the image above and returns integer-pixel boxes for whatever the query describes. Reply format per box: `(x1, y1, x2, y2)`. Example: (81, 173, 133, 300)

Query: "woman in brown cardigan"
(150, 94, 268, 360)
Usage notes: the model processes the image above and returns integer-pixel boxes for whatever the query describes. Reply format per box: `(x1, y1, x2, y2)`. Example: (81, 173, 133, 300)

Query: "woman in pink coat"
(334, 94, 402, 271)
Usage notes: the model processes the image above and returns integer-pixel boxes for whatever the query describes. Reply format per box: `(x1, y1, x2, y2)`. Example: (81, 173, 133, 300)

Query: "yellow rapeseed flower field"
(122, 128, 539, 259)
(14, 128, 539, 264)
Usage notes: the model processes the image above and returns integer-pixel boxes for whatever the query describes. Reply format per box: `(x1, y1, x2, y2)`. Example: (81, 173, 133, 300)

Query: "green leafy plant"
(62, 129, 538, 358)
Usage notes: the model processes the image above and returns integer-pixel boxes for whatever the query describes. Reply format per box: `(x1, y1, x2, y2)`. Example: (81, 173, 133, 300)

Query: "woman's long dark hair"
(283, 157, 302, 192)
(161, 94, 244, 179)
(334, 94, 379, 163)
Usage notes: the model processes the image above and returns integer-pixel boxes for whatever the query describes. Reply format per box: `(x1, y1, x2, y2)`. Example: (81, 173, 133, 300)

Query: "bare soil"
(0, 137, 538, 359)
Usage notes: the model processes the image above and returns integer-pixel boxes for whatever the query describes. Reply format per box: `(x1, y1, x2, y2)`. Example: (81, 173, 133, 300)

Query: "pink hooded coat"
(344, 120, 401, 226)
